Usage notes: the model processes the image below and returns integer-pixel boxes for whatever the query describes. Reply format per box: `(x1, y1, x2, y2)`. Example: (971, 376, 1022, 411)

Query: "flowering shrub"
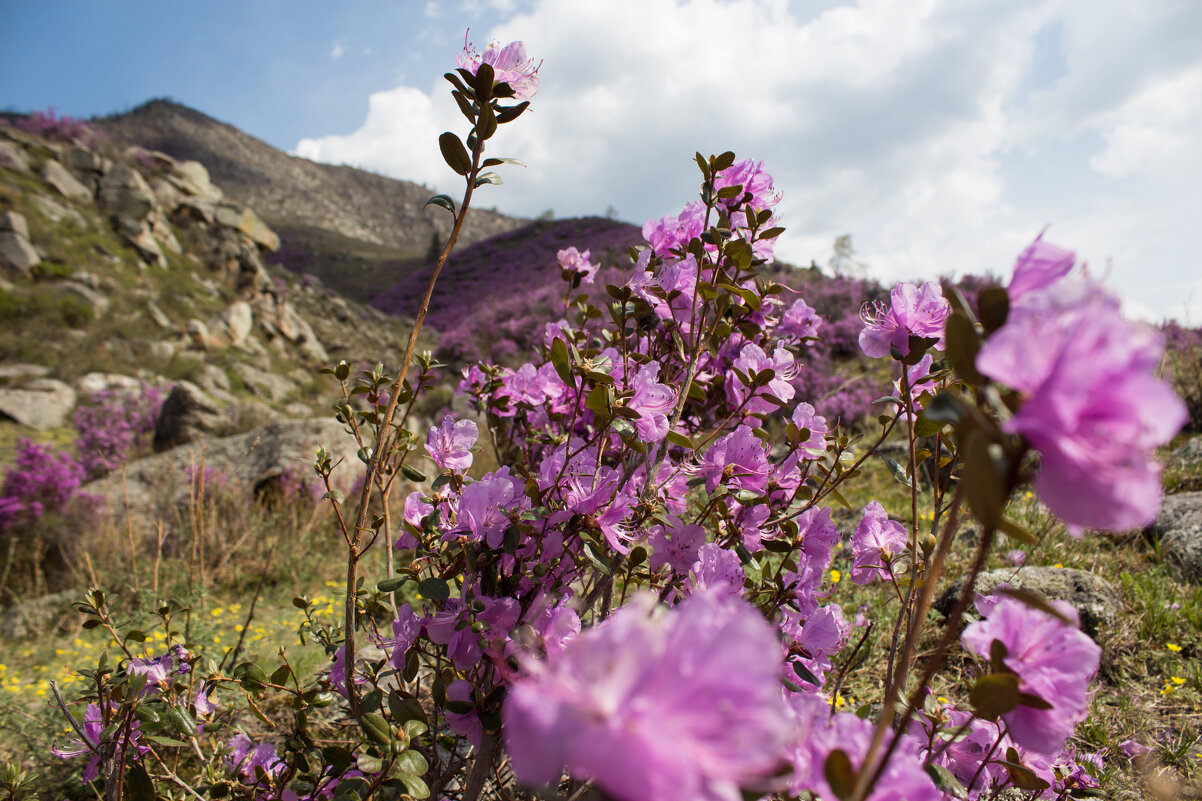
(72, 382, 166, 479)
(0, 439, 92, 533)
(6, 107, 102, 146)
(47, 32, 1186, 801)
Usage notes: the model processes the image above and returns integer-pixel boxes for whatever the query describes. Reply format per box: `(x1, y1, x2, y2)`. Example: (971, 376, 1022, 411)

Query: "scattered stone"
(57, 281, 110, 318)
(77, 372, 142, 397)
(0, 216, 39, 276)
(197, 364, 232, 393)
(33, 193, 88, 227)
(153, 380, 227, 451)
(169, 161, 222, 202)
(208, 301, 254, 347)
(87, 418, 358, 527)
(0, 363, 50, 380)
(0, 590, 76, 639)
(284, 402, 313, 418)
(149, 340, 176, 361)
(0, 141, 31, 173)
(233, 363, 296, 401)
(935, 566, 1121, 639)
(0, 378, 77, 429)
(99, 163, 156, 225)
(1147, 492, 1202, 584)
(215, 203, 280, 251)
(41, 158, 92, 200)
(146, 299, 172, 329)
(186, 319, 212, 349)
(1, 210, 30, 239)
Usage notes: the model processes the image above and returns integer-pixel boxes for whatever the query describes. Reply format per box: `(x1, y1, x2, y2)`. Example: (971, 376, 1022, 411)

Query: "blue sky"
(3, 0, 1200, 323)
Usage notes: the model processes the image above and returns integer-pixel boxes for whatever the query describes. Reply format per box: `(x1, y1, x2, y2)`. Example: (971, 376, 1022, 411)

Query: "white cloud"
(330, 41, 344, 60)
(294, 0, 1202, 321)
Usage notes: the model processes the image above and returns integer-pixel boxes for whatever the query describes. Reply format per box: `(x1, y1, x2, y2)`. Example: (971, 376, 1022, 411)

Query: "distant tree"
(426, 231, 442, 263)
(604, 204, 619, 220)
(537, 208, 556, 221)
(828, 233, 867, 278)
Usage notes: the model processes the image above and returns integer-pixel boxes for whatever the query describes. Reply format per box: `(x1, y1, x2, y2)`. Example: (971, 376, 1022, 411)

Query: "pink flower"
(961, 595, 1100, 755)
(626, 361, 675, 442)
(977, 271, 1187, 531)
(858, 281, 950, 359)
(642, 201, 706, 257)
(695, 425, 771, 495)
(1007, 230, 1076, 303)
(503, 592, 791, 801)
(557, 247, 598, 284)
(713, 158, 780, 215)
(778, 297, 823, 342)
(726, 342, 797, 415)
(790, 402, 829, 456)
(457, 36, 541, 101)
(426, 416, 478, 472)
(850, 501, 908, 584)
(785, 694, 941, 801)
(689, 543, 745, 599)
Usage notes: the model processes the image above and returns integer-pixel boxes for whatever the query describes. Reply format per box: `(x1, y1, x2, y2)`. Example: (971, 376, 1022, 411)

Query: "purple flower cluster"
(73, 383, 166, 478)
(504, 592, 792, 801)
(0, 439, 92, 532)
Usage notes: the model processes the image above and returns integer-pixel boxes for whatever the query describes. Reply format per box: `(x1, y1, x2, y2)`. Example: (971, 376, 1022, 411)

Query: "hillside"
(100, 99, 527, 301)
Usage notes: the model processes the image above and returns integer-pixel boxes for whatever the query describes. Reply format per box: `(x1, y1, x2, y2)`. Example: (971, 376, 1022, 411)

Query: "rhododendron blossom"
(859, 281, 951, 359)
(962, 594, 1101, 755)
(426, 415, 478, 472)
(503, 592, 791, 801)
(850, 500, 908, 584)
(457, 35, 541, 101)
(978, 253, 1187, 531)
(556, 246, 598, 283)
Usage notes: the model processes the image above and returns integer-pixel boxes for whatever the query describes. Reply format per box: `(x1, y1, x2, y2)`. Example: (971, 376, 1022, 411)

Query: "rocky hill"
(0, 118, 433, 476)
(100, 99, 527, 301)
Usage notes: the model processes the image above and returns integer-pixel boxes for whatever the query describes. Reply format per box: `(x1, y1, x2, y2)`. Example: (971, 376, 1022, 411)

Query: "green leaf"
(823, 749, 857, 801)
(396, 749, 430, 776)
(438, 132, 472, 176)
(962, 432, 1004, 528)
(665, 430, 693, 450)
(925, 763, 969, 799)
(388, 692, 428, 726)
(585, 384, 612, 420)
(476, 101, 498, 141)
(474, 172, 502, 188)
(997, 518, 1037, 545)
(472, 62, 495, 100)
(377, 576, 411, 593)
(417, 577, 450, 601)
(423, 194, 456, 214)
(125, 764, 155, 801)
(443, 71, 470, 94)
(881, 454, 913, 489)
(712, 151, 736, 172)
(482, 157, 527, 168)
(360, 711, 392, 744)
(944, 312, 983, 385)
(401, 464, 428, 483)
(550, 338, 573, 383)
(451, 90, 476, 123)
(924, 391, 964, 423)
(401, 773, 431, 799)
(977, 287, 1010, 333)
(791, 658, 820, 686)
(969, 673, 1020, 721)
(495, 100, 530, 123)
(356, 753, 385, 775)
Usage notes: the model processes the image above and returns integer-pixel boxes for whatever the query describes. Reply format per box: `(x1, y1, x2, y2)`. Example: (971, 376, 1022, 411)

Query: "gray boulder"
(1, 211, 30, 239)
(0, 231, 39, 276)
(215, 203, 280, 251)
(41, 158, 92, 200)
(233, 362, 296, 401)
(1147, 492, 1202, 584)
(208, 301, 254, 347)
(0, 378, 77, 429)
(56, 281, 110, 318)
(0, 141, 31, 174)
(153, 380, 227, 451)
(87, 418, 357, 527)
(936, 566, 1121, 639)
(0, 590, 76, 640)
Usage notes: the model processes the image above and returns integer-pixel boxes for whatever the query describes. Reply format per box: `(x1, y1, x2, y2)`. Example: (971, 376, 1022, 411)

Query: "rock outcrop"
(1147, 492, 1202, 584)
(935, 566, 1122, 639)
